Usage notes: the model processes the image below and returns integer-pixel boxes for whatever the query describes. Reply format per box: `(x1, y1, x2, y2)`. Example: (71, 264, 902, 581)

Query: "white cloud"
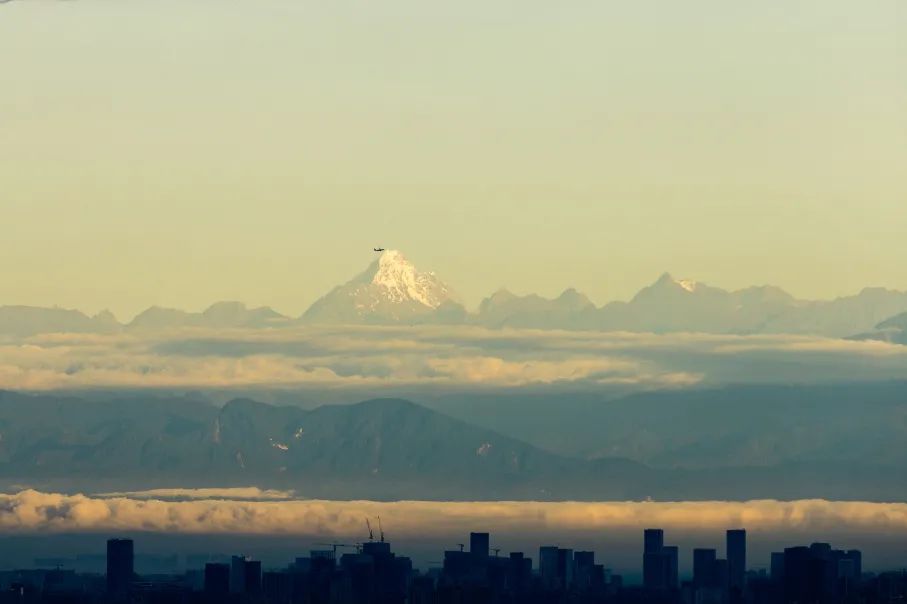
(1, 326, 906, 391)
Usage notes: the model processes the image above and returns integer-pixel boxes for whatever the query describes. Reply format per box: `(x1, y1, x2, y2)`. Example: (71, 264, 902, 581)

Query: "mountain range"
(5, 250, 907, 338)
(1, 388, 904, 501)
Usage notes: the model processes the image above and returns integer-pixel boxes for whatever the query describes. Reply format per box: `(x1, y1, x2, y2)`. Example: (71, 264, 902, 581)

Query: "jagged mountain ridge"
(0, 389, 904, 501)
(5, 252, 907, 336)
(0, 390, 636, 500)
(0, 306, 120, 337)
(129, 301, 289, 330)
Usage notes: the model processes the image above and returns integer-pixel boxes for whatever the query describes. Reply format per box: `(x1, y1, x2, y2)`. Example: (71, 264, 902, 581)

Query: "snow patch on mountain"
(371, 250, 449, 308)
(676, 279, 697, 293)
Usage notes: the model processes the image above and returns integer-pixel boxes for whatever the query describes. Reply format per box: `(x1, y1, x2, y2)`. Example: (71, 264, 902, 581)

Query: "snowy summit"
(370, 250, 452, 309)
(302, 250, 461, 324)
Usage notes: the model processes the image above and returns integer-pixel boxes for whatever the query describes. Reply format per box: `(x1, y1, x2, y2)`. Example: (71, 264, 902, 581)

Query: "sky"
(1, 0, 905, 320)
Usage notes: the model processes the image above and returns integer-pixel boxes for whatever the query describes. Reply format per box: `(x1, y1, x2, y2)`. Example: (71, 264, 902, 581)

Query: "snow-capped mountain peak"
(368, 250, 451, 309)
(301, 250, 461, 323)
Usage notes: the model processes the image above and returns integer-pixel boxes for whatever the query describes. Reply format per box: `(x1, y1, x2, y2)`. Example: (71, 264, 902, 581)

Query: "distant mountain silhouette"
(430, 383, 907, 470)
(5, 253, 907, 336)
(0, 306, 120, 337)
(474, 288, 597, 329)
(1, 389, 905, 501)
(128, 302, 289, 330)
(0, 391, 619, 500)
(846, 308, 907, 345)
(468, 274, 907, 336)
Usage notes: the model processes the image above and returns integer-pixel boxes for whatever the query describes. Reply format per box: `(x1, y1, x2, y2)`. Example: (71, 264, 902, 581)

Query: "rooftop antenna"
(366, 519, 374, 542)
(457, 544, 465, 552)
(377, 515, 385, 542)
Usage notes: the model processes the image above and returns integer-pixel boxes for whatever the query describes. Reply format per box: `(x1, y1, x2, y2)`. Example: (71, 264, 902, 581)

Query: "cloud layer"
(2, 326, 907, 391)
(3, 490, 907, 537)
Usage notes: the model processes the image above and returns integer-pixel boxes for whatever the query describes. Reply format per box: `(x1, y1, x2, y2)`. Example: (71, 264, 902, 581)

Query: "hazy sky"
(2, 0, 905, 319)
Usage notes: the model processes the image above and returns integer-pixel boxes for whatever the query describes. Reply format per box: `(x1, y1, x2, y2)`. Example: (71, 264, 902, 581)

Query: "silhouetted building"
(539, 546, 559, 589)
(715, 558, 729, 589)
(643, 529, 666, 590)
(5, 531, 899, 604)
(263, 570, 293, 604)
(204, 562, 229, 596)
(470, 532, 489, 559)
(693, 548, 717, 589)
(643, 529, 677, 591)
(573, 551, 595, 591)
(771, 551, 785, 581)
(644, 529, 664, 555)
(228, 555, 261, 594)
(244, 559, 262, 594)
(230, 555, 247, 593)
(727, 529, 746, 594)
(663, 545, 679, 589)
(507, 552, 532, 596)
(106, 538, 133, 598)
(443, 549, 471, 583)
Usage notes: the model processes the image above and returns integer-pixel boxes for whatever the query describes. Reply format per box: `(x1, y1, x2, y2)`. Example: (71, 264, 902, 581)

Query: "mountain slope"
(128, 302, 289, 330)
(0, 306, 120, 337)
(474, 288, 598, 329)
(1, 390, 905, 501)
(0, 391, 634, 499)
(847, 309, 907, 345)
(430, 382, 907, 469)
(762, 287, 907, 337)
(301, 250, 465, 324)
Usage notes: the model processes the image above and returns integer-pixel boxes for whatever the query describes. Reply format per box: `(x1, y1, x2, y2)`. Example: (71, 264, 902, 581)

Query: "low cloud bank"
(2, 490, 907, 536)
(3, 326, 907, 391)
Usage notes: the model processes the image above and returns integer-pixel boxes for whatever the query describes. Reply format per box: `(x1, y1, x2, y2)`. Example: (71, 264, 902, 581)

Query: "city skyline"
(3, 527, 904, 603)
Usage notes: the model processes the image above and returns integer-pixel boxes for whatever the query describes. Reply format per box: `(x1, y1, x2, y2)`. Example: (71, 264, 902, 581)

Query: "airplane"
(373, 247, 385, 252)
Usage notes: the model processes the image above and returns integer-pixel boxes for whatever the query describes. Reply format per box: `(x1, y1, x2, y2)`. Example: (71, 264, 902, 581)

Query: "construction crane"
(315, 543, 358, 560)
(377, 515, 385, 542)
(457, 544, 465, 552)
(366, 519, 375, 541)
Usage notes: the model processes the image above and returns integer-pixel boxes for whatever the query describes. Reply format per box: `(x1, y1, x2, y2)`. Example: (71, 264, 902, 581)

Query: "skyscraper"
(771, 552, 785, 581)
(230, 555, 248, 594)
(663, 545, 679, 589)
(643, 529, 666, 589)
(644, 529, 664, 555)
(204, 563, 230, 596)
(539, 547, 559, 589)
(642, 529, 679, 591)
(693, 548, 717, 589)
(470, 532, 490, 559)
(727, 529, 746, 593)
(106, 539, 134, 598)
(244, 560, 262, 594)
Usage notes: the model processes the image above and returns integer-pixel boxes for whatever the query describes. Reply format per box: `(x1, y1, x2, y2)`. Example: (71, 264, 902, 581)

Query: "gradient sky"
(1, 0, 905, 319)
